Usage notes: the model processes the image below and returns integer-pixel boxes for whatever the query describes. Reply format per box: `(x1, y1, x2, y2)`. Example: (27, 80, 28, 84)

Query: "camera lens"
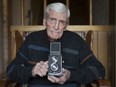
(51, 63, 58, 71)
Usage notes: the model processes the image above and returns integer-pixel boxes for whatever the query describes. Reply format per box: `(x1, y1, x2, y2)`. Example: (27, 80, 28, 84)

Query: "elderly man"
(6, 2, 105, 87)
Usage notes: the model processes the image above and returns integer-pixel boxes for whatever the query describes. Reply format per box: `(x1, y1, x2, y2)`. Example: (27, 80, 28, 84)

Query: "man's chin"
(50, 35, 59, 39)
(51, 37, 59, 40)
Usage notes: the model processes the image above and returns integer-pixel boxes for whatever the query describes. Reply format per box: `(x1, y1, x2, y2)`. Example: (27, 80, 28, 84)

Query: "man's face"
(43, 9, 68, 40)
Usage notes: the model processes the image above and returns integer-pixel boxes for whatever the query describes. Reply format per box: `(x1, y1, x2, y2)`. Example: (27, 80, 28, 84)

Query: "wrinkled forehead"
(49, 7, 67, 13)
(47, 9, 68, 18)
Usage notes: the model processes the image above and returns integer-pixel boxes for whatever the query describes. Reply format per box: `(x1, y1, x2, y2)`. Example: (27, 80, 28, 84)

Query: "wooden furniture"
(5, 25, 111, 87)
(10, 25, 112, 59)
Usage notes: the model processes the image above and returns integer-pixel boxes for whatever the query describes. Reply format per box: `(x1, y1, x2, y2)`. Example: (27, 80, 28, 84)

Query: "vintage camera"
(48, 42, 62, 76)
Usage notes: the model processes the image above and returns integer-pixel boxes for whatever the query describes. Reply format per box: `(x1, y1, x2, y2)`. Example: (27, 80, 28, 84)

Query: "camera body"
(48, 42, 62, 76)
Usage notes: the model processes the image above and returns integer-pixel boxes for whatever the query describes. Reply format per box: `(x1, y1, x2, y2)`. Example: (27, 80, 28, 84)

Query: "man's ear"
(43, 19, 46, 26)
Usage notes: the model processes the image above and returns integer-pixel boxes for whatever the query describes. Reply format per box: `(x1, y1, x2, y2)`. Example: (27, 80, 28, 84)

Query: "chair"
(5, 25, 111, 87)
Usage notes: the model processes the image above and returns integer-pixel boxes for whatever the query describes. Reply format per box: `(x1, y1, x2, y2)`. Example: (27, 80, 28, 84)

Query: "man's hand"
(48, 68, 70, 84)
(32, 61, 48, 77)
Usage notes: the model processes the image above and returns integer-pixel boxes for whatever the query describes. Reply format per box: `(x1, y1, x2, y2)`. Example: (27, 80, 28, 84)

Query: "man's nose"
(54, 21, 60, 30)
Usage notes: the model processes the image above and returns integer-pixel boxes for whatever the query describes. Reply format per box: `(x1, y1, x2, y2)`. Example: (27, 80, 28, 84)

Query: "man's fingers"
(48, 76, 56, 83)
(33, 61, 48, 77)
(48, 76, 59, 83)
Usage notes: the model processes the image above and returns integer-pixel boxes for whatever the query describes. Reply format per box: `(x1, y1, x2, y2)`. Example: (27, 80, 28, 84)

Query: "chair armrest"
(5, 79, 19, 87)
(89, 79, 111, 87)
(0, 80, 6, 87)
(96, 79, 111, 87)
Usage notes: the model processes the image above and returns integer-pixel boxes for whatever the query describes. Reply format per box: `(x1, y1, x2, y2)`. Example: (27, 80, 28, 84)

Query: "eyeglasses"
(48, 18, 67, 27)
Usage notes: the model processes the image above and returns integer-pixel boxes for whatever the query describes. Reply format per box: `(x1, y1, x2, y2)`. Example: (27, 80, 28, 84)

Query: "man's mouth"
(51, 31, 59, 35)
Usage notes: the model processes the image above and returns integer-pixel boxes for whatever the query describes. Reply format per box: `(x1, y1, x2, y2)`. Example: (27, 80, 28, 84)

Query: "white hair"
(44, 2, 70, 18)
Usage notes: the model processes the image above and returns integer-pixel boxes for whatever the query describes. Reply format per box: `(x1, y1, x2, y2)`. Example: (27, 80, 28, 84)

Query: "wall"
(0, 0, 4, 79)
